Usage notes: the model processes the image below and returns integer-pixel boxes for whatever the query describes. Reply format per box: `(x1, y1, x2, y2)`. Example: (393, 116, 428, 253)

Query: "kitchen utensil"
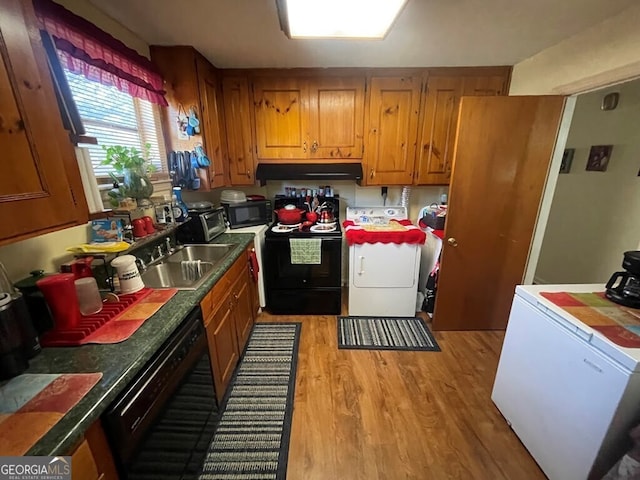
(220, 190, 247, 204)
(74, 277, 103, 316)
(37, 273, 81, 330)
(111, 255, 145, 294)
(142, 216, 155, 234)
(275, 206, 305, 224)
(131, 218, 147, 237)
(318, 209, 335, 223)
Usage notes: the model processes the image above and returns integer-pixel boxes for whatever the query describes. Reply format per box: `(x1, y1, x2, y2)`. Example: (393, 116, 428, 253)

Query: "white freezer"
(492, 284, 640, 480)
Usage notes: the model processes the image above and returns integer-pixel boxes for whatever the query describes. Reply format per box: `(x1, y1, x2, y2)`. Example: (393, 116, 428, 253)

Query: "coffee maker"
(0, 262, 41, 380)
(606, 251, 640, 308)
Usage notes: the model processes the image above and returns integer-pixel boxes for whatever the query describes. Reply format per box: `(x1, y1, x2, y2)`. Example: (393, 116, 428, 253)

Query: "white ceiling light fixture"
(277, 0, 408, 39)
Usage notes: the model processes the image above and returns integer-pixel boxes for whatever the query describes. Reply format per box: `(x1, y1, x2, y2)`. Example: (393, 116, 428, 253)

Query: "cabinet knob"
(246, 170, 251, 178)
(447, 237, 458, 247)
(370, 169, 375, 179)
(311, 141, 318, 153)
(303, 141, 307, 153)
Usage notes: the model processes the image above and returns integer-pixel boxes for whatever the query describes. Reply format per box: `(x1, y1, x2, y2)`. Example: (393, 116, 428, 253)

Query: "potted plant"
(102, 144, 155, 207)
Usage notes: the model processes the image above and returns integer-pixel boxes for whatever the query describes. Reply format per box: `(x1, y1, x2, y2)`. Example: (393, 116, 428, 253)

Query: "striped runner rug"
(199, 323, 301, 480)
(338, 316, 440, 351)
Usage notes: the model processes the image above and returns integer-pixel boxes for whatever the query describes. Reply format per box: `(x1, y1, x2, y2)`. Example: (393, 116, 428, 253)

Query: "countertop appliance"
(345, 206, 422, 317)
(492, 284, 640, 480)
(222, 199, 272, 229)
(103, 306, 218, 478)
(225, 224, 268, 308)
(606, 251, 640, 308)
(264, 195, 342, 315)
(177, 205, 226, 243)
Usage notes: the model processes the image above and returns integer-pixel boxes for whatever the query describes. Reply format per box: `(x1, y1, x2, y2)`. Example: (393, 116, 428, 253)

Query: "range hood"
(255, 163, 363, 186)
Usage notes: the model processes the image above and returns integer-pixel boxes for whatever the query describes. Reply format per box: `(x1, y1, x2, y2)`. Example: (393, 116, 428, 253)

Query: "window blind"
(64, 69, 167, 178)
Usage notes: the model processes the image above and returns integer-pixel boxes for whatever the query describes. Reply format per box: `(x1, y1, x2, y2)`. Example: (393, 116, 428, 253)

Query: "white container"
(74, 277, 103, 315)
(220, 190, 246, 204)
(110, 255, 145, 294)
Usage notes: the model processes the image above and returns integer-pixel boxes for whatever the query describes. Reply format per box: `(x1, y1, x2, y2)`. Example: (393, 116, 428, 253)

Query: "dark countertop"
(24, 233, 255, 456)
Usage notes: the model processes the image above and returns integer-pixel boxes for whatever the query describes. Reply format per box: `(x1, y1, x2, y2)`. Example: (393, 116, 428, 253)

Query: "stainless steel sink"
(140, 244, 235, 290)
(166, 244, 235, 264)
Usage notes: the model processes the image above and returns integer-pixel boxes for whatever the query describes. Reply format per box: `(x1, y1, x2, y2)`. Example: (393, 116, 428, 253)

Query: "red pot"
(275, 206, 305, 224)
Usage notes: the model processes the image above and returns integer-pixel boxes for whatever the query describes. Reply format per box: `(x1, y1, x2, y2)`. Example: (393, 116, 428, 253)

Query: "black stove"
(266, 195, 342, 238)
(264, 195, 342, 315)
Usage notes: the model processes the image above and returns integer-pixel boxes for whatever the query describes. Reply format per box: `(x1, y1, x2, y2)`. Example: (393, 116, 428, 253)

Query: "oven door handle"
(358, 255, 365, 275)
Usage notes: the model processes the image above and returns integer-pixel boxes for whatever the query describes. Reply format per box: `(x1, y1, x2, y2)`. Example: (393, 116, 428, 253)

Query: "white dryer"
(345, 207, 423, 317)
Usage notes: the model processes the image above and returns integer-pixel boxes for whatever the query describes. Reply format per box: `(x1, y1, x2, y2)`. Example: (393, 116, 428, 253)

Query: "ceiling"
(90, 0, 636, 68)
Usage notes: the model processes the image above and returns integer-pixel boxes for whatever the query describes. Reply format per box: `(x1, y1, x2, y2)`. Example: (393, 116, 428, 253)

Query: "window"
(64, 69, 167, 179)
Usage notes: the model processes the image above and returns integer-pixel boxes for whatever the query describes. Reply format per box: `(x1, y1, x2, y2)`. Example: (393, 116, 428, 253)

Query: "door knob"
(447, 237, 458, 247)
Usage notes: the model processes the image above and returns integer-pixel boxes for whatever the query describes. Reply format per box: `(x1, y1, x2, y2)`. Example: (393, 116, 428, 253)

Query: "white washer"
(224, 224, 268, 308)
(346, 207, 422, 317)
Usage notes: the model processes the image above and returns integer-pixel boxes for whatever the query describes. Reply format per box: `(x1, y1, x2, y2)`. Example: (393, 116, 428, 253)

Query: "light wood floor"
(257, 303, 546, 480)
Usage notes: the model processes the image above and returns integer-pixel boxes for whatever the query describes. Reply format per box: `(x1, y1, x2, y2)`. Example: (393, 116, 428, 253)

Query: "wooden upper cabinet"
(308, 77, 365, 159)
(415, 76, 463, 185)
(252, 76, 365, 161)
(364, 76, 421, 185)
(151, 46, 228, 190)
(196, 57, 226, 188)
(222, 76, 255, 185)
(253, 77, 309, 159)
(414, 68, 511, 185)
(0, 0, 86, 244)
(462, 74, 508, 96)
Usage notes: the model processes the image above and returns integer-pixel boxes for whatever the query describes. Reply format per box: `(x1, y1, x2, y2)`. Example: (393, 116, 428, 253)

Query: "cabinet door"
(205, 299, 239, 403)
(462, 75, 508, 96)
(415, 76, 463, 185)
(232, 271, 254, 354)
(308, 77, 365, 159)
(364, 76, 421, 185)
(0, 0, 83, 242)
(222, 76, 255, 185)
(197, 58, 227, 189)
(253, 77, 309, 159)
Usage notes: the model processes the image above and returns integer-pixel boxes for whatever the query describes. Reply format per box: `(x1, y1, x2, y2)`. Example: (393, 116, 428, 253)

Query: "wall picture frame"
(560, 148, 574, 174)
(586, 145, 613, 172)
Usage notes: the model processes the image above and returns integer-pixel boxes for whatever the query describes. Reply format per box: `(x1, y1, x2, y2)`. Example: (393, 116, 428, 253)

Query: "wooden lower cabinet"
(200, 245, 256, 403)
(205, 297, 239, 403)
(70, 420, 118, 480)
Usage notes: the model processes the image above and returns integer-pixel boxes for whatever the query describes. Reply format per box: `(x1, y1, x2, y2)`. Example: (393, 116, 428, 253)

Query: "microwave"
(222, 200, 272, 229)
(176, 206, 227, 243)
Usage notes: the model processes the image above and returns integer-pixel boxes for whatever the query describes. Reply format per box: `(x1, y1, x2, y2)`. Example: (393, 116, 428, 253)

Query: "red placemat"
(0, 372, 102, 455)
(40, 288, 178, 346)
(540, 291, 640, 348)
(342, 219, 427, 245)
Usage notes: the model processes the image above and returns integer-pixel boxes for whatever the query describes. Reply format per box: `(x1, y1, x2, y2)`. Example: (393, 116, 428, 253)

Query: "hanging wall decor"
(176, 104, 189, 140)
(586, 145, 613, 172)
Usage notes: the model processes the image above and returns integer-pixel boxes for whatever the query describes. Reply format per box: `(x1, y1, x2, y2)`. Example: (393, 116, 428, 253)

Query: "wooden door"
(0, 0, 84, 243)
(205, 298, 239, 403)
(462, 75, 508, 96)
(364, 76, 421, 185)
(222, 76, 254, 185)
(414, 76, 463, 185)
(433, 96, 565, 331)
(253, 77, 309, 159)
(197, 58, 227, 188)
(308, 77, 365, 160)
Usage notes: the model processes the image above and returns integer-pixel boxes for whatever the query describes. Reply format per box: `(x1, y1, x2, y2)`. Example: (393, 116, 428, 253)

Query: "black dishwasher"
(103, 306, 218, 480)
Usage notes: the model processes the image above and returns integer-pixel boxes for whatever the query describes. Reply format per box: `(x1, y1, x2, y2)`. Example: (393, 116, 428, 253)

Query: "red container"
(275, 206, 305, 224)
(36, 273, 80, 330)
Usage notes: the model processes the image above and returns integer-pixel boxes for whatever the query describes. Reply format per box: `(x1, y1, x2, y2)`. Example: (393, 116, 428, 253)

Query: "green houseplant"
(102, 144, 155, 207)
